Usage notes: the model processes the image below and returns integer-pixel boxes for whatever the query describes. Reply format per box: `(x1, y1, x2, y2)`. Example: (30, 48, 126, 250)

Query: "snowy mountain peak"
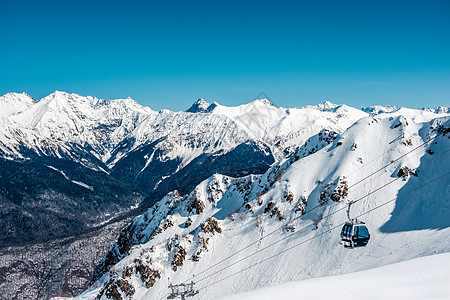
(186, 98, 211, 113)
(51, 90, 78, 99)
(323, 100, 335, 106)
(314, 100, 341, 111)
(53, 90, 67, 95)
(41, 90, 80, 103)
(251, 98, 275, 106)
(0, 92, 36, 104)
(0, 92, 37, 117)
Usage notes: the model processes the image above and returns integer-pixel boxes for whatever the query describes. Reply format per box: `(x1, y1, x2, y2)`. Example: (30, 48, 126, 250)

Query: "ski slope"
(219, 253, 450, 300)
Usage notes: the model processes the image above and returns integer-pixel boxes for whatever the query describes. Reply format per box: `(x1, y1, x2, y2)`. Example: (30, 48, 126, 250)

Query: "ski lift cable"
(182, 139, 447, 285)
(168, 173, 396, 297)
(194, 175, 401, 285)
(182, 135, 447, 283)
(192, 149, 449, 285)
(163, 145, 447, 299)
(196, 171, 450, 294)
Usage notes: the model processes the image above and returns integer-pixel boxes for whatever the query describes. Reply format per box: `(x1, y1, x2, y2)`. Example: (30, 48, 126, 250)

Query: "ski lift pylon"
(167, 281, 198, 300)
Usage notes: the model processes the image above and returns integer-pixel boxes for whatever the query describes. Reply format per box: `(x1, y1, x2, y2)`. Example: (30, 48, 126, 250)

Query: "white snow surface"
(219, 252, 450, 300)
(0, 92, 36, 117)
(62, 110, 450, 300)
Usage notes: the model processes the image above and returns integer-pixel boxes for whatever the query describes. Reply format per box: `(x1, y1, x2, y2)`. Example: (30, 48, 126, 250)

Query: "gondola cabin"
(341, 220, 370, 248)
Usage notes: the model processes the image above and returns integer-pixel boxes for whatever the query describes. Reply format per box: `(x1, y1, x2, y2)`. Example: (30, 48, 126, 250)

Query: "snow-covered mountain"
(1, 91, 449, 299)
(186, 99, 212, 113)
(0, 91, 152, 165)
(0, 92, 37, 117)
(65, 109, 450, 300)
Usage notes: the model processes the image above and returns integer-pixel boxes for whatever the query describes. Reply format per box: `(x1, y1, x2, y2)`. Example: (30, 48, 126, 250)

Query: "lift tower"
(167, 282, 198, 300)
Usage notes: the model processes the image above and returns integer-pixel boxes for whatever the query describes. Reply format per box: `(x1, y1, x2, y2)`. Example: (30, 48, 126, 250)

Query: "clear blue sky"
(1, 0, 449, 111)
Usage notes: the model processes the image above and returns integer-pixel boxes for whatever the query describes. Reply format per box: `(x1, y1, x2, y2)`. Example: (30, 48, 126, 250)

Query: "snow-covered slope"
(208, 100, 368, 159)
(219, 253, 450, 300)
(69, 111, 450, 300)
(0, 92, 37, 117)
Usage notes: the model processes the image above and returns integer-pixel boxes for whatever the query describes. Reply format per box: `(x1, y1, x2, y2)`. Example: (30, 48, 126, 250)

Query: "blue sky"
(0, 0, 449, 111)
